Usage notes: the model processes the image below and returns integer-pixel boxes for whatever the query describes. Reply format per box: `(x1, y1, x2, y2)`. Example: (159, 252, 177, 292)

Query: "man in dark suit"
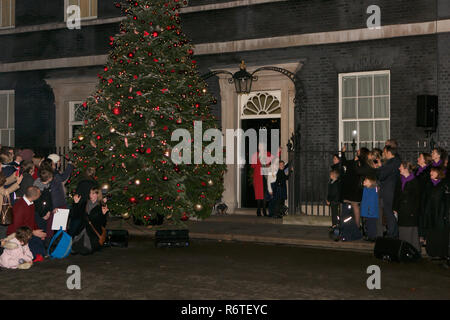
(377, 145, 401, 238)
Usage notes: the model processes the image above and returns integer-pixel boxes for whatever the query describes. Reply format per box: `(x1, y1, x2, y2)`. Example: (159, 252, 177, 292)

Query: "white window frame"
(338, 70, 390, 151)
(69, 101, 86, 149)
(0, 90, 15, 147)
(64, 0, 97, 22)
(0, 0, 15, 29)
(240, 90, 282, 120)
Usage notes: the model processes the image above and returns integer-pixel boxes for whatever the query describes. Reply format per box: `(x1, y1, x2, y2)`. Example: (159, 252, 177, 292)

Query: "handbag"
(0, 195, 13, 225)
(88, 220, 107, 246)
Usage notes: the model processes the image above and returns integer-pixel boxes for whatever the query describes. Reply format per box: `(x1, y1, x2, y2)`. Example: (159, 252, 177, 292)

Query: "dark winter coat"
(376, 156, 401, 202)
(69, 201, 108, 254)
(423, 179, 448, 230)
(50, 163, 74, 209)
(273, 167, 289, 200)
(341, 156, 374, 202)
(393, 176, 420, 227)
(327, 179, 341, 203)
(15, 172, 35, 198)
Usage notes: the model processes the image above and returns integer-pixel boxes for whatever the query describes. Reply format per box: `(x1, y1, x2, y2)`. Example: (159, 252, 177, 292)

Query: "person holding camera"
(69, 187, 109, 255)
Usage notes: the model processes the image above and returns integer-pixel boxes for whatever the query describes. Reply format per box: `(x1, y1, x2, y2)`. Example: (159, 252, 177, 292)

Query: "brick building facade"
(0, 0, 449, 212)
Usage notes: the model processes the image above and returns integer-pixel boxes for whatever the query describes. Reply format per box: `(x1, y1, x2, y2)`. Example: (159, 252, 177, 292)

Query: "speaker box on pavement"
(155, 229, 189, 248)
(374, 237, 421, 262)
(104, 229, 129, 248)
(416, 95, 438, 128)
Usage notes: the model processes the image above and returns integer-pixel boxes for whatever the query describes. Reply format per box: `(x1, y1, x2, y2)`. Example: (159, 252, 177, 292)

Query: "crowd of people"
(327, 139, 450, 262)
(0, 146, 109, 269)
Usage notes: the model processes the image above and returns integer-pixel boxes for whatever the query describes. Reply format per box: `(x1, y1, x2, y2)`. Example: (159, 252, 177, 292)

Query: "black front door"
(240, 118, 281, 208)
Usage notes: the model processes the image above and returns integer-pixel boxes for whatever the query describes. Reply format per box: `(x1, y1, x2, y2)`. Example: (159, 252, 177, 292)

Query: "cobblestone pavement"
(0, 238, 449, 300)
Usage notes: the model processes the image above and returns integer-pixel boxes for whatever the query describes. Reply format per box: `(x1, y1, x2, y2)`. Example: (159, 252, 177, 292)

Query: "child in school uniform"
(361, 176, 379, 241)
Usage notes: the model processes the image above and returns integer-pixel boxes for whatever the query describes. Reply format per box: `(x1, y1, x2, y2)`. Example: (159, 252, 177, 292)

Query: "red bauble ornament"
(113, 107, 121, 115)
(146, 148, 151, 154)
(130, 197, 137, 203)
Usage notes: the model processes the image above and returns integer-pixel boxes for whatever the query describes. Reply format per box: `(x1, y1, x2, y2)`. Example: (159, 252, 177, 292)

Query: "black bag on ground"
(338, 203, 362, 241)
(104, 229, 129, 248)
(426, 227, 449, 258)
(374, 237, 421, 262)
(155, 229, 189, 248)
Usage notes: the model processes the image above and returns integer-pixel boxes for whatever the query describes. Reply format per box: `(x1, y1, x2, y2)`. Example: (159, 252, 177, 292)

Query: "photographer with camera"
(69, 187, 109, 255)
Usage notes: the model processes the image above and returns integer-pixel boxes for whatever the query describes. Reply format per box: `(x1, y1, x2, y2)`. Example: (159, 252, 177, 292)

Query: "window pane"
(9, 129, 14, 146)
(1, 0, 11, 27)
(358, 97, 372, 119)
(0, 95, 7, 128)
(360, 141, 373, 149)
(374, 96, 389, 118)
(72, 125, 82, 138)
(375, 120, 389, 141)
(11, 0, 14, 26)
(342, 76, 356, 97)
(91, 0, 97, 17)
(8, 93, 14, 128)
(73, 103, 88, 121)
(80, 0, 89, 17)
(0, 130, 9, 146)
(342, 98, 356, 119)
(374, 74, 389, 95)
(343, 122, 357, 141)
(358, 75, 372, 96)
(359, 121, 373, 142)
(69, 0, 79, 6)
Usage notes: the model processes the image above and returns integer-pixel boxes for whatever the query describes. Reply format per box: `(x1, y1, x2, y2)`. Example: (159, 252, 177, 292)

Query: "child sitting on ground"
(327, 169, 341, 229)
(0, 226, 34, 269)
(360, 176, 379, 241)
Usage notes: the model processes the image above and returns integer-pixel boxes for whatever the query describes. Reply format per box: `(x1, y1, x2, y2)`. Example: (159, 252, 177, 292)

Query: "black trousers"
(256, 199, 267, 216)
(330, 202, 340, 226)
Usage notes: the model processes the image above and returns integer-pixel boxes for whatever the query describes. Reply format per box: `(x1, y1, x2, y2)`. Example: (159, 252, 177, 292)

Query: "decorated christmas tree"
(69, 0, 226, 225)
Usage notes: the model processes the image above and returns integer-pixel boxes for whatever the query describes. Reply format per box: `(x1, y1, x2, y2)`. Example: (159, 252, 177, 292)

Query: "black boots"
(256, 200, 267, 217)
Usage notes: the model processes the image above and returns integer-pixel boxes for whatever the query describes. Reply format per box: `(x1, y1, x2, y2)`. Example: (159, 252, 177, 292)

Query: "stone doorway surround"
(45, 76, 98, 149)
(213, 61, 303, 213)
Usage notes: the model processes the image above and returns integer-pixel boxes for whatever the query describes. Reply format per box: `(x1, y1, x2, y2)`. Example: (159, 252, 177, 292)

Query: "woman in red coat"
(251, 144, 273, 216)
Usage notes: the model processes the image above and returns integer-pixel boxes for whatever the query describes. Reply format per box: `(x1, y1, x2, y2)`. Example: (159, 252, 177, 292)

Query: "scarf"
(432, 159, 443, 167)
(415, 165, 428, 176)
(431, 179, 441, 187)
(86, 200, 98, 214)
(401, 174, 415, 191)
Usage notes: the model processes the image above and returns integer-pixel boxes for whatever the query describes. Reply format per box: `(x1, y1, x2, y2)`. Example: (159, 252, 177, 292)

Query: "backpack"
(48, 227, 72, 259)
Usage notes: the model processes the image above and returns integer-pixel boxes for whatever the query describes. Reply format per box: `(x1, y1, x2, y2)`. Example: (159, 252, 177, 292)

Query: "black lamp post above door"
(232, 61, 254, 94)
(202, 60, 297, 95)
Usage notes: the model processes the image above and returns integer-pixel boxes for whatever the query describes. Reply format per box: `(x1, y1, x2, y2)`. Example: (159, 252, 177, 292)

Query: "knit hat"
(47, 154, 61, 164)
(19, 149, 35, 162)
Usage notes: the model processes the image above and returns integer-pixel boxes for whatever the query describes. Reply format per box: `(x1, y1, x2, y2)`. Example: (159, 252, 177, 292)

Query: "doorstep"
(107, 215, 374, 253)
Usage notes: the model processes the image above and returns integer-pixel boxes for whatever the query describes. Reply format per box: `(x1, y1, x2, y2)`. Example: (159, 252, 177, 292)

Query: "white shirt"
(23, 196, 33, 206)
